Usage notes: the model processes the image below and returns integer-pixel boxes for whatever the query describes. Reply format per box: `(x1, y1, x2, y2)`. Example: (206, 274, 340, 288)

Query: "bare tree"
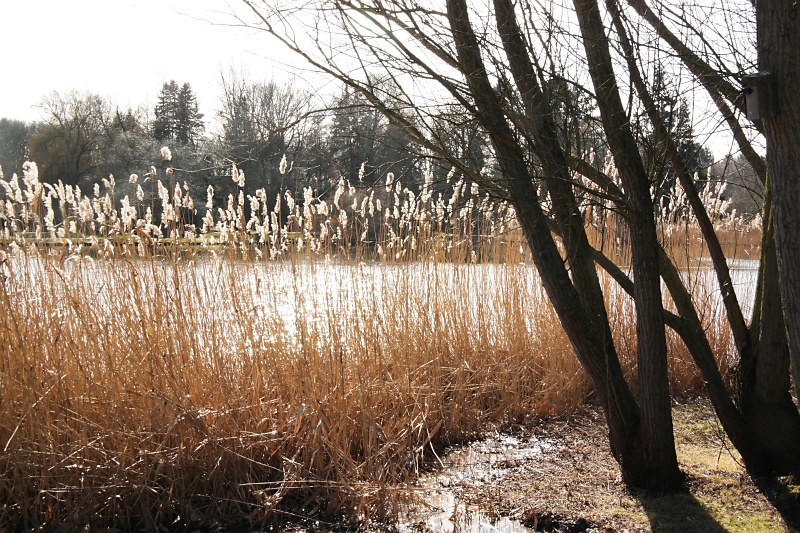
(235, 0, 800, 487)
(29, 91, 114, 185)
(620, 0, 800, 472)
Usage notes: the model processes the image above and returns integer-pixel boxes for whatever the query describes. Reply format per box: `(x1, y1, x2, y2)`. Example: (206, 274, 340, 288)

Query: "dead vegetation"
(0, 161, 765, 530)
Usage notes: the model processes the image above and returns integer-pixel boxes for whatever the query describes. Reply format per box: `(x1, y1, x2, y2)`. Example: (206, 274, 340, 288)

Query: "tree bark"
(493, 0, 618, 380)
(574, 0, 683, 490)
(742, 176, 800, 471)
(608, 0, 751, 361)
(757, 0, 800, 411)
(606, 0, 778, 475)
(445, 0, 658, 487)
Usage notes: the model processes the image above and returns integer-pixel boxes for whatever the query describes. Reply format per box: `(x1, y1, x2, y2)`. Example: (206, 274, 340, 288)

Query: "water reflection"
(396, 432, 552, 532)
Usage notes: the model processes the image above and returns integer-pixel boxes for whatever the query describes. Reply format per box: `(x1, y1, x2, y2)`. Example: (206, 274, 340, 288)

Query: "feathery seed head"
(22, 161, 39, 183)
(206, 185, 214, 209)
(285, 190, 295, 212)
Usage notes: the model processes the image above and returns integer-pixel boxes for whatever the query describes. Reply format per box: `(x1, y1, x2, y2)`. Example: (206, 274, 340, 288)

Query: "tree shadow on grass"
(634, 488, 728, 533)
(753, 475, 800, 532)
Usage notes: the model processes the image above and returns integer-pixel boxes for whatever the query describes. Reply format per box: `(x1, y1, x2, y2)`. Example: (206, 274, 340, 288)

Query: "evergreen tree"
(153, 81, 204, 146)
(153, 80, 179, 142)
(635, 68, 713, 217)
(222, 95, 255, 146)
(326, 82, 418, 187)
(176, 83, 204, 145)
(328, 86, 383, 183)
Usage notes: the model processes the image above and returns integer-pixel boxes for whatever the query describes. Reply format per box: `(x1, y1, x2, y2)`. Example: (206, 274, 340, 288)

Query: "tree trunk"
(619, 0, 800, 475)
(445, 0, 661, 489)
(757, 0, 800, 411)
(606, 0, 775, 476)
(742, 177, 800, 472)
(493, 0, 619, 390)
(574, 0, 683, 490)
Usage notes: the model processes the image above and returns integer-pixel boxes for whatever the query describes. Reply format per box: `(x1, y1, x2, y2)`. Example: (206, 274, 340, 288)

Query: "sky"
(0, 0, 319, 131)
(0, 1, 750, 159)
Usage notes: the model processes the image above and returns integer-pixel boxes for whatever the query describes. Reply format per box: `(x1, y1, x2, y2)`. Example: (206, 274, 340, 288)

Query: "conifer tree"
(153, 80, 204, 146)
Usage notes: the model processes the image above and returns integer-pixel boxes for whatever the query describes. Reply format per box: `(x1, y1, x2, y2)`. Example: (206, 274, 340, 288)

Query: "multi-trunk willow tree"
(238, 0, 800, 490)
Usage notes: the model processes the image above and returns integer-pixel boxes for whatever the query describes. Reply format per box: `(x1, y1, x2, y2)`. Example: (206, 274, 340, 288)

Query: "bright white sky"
(0, 0, 749, 158)
(0, 0, 322, 131)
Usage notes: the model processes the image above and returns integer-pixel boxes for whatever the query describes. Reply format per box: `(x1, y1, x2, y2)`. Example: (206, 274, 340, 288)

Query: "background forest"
(0, 70, 763, 228)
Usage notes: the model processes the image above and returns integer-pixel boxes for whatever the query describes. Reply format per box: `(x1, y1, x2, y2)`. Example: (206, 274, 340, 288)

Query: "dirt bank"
(399, 399, 799, 532)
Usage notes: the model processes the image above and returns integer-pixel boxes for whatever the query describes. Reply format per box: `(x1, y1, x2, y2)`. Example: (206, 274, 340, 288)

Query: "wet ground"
(393, 412, 612, 533)
(278, 401, 793, 532)
(397, 431, 554, 532)
(391, 401, 791, 532)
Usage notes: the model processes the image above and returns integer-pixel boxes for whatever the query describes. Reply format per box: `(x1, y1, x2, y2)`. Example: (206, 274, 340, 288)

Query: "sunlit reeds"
(0, 156, 759, 530)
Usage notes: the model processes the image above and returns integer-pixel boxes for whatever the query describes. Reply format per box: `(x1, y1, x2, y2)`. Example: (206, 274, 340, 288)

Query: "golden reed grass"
(0, 160, 759, 530)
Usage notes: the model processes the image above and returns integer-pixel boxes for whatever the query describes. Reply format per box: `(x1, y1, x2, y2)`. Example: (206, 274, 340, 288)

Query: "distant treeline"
(0, 70, 763, 225)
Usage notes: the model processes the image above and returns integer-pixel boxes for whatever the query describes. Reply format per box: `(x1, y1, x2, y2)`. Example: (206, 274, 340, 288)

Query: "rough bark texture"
(758, 0, 800, 408)
(606, 0, 772, 476)
(742, 177, 800, 471)
(574, 0, 683, 490)
(445, 0, 657, 488)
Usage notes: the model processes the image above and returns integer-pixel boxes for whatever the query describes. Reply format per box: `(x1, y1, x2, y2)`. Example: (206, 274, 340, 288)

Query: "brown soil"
(401, 399, 800, 532)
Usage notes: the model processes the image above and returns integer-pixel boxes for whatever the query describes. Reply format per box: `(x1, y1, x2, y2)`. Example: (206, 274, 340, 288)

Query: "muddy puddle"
(279, 428, 598, 533)
(394, 431, 555, 532)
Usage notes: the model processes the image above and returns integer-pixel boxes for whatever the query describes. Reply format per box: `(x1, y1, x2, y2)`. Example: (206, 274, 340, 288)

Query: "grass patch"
(425, 401, 788, 532)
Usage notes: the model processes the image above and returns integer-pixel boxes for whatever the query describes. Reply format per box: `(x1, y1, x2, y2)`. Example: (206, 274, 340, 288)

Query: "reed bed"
(0, 159, 758, 530)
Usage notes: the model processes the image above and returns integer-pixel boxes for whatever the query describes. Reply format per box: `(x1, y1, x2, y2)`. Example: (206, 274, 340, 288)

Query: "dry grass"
(0, 250, 590, 530)
(0, 160, 758, 530)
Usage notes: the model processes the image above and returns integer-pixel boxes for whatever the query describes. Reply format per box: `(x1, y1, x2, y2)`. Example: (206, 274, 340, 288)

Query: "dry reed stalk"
(0, 160, 755, 530)
(0, 247, 744, 530)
